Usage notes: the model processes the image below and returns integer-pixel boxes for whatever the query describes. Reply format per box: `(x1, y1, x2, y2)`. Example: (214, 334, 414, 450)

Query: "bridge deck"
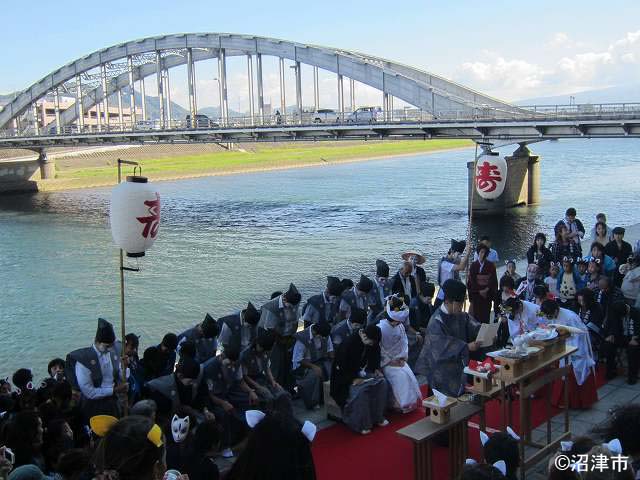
(2, 115, 640, 149)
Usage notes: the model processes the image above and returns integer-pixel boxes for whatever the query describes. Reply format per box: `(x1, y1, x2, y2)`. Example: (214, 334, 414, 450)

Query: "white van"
(347, 106, 383, 123)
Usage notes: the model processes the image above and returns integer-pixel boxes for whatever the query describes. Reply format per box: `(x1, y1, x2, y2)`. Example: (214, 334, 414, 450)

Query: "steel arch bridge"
(0, 32, 525, 134)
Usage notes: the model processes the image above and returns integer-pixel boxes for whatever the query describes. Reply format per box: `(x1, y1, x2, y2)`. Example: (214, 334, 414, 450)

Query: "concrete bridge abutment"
(467, 144, 540, 216)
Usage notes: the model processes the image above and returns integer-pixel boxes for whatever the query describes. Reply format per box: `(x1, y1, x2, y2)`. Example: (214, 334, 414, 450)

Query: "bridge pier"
(467, 144, 540, 216)
(38, 150, 55, 180)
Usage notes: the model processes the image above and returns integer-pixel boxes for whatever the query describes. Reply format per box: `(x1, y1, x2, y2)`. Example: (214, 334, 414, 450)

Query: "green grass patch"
(55, 140, 472, 185)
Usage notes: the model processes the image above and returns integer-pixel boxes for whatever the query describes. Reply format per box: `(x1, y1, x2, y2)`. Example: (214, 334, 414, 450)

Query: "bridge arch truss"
(0, 33, 524, 133)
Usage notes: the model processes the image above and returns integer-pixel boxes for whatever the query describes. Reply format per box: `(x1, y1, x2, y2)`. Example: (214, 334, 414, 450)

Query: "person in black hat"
(416, 280, 482, 397)
(369, 260, 392, 321)
(330, 324, 389, 435)
(339, 274, 373, 322)
(177, 313, 221, 364)
(331, 307, 367, 349)
(203, 346, 259, 458)
(240, 329, 291, 411)
(554, 207, 585, 247)
(157, 333, 179, 376)
(301, 276, 342, 328)
(605, 227, 633, 287)
(292, 321, 334, 410)
(218, 302, 260, 354)
(65, 318, 128, 421)
(145, 356, 206, 424)
(258, 283, 302, 393)
(434, 239, 470, 310)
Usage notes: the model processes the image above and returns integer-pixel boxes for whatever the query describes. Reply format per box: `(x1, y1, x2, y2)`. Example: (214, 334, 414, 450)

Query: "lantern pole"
(117, 158, 140, 416)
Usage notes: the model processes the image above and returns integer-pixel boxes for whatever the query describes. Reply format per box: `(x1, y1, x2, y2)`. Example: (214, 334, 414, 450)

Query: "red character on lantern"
(476, 161, 502, 193)
(136, 193, 160, 239)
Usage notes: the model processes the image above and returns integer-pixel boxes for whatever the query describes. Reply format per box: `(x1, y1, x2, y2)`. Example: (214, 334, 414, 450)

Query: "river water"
(0, 138, 638, 377)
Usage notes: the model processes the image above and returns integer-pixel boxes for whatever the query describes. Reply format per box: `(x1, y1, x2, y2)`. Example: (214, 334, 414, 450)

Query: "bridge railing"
(2, 102, 640, 138)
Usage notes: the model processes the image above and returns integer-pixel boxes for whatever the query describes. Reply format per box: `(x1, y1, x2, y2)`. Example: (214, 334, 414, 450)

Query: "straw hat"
(401, 251, 426, 265)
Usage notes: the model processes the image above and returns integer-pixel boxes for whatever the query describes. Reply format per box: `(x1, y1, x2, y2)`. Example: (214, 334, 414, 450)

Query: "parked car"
(185, 114, 219, 128)
(308, 109, 340, 123)
(135, 120, 157, 131)
(347, 106, 383, 123)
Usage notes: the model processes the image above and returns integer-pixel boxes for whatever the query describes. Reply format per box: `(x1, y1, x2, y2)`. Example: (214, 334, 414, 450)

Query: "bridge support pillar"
(295, 61, 302, 123)
(38, 150, 55, 180)
(247, 55, 255, 121)
(527, 149, 541, 205)
(218, 48, 229, 126)
(127, 56, 137, 129)
(257, 54, 264, 124)
(467, 144, 540, 216)
(313, 67, 319, 112)
(279, 57, 286, 122)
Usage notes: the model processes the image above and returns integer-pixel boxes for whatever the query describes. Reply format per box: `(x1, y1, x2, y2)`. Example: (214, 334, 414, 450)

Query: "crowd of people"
(0, 207, 639, 480)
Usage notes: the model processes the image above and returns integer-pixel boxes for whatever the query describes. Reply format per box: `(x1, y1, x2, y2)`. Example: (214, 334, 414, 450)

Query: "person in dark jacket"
(526, 233, 553, 278)
(177, 314, 221, 364)
(600, 302, 640, 384)
(550, 223, 582, 263)
(218, 302, 260, 354)
(595, 276, 625, 324)
(605, 227, 633, 287)
(330, 324, 388, 435)
(157, 333, 178, 376)
(301, 276, 342, 327)
(576, 287, 605, 360)
(468, 244, 498, 324)
(554, 207, 585, 247)
(292, 322, 334, 410)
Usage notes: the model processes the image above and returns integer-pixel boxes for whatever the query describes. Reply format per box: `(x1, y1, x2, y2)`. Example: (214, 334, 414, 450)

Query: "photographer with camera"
(620, 253, 640, 308)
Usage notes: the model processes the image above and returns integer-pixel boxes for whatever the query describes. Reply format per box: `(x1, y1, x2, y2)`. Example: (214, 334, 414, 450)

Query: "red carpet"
(312, 368, 607, 480)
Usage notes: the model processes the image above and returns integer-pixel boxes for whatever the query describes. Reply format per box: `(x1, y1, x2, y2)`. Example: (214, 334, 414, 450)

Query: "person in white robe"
(540, 299, 595, 385)
(502, 297, 543, 339)
(378, 296, 422, 413)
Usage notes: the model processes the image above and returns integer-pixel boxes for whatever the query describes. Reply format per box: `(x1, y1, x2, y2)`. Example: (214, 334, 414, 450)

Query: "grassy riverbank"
(39, 139, 472, 191)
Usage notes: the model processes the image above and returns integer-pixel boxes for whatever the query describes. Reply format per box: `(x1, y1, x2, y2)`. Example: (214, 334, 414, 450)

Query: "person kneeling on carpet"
(379, 295, 422, 413)
(292, 321, 334, 410)
(330, 316, 389, 435)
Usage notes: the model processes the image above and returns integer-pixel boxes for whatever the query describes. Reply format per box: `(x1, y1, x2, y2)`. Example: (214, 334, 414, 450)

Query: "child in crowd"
(503, 260, 521, 284)
(545, 263, 561, 298)
(576, 258, 589, 288)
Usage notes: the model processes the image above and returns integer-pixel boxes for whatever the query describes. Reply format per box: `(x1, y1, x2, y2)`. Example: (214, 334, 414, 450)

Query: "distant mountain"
(516, 84, 640, 105)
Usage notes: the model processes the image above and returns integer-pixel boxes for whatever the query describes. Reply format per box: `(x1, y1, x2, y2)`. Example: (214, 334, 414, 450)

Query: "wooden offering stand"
(493, 354, 528, 381)
(464, 367, 495, 393)
(423, 396, 458, 424)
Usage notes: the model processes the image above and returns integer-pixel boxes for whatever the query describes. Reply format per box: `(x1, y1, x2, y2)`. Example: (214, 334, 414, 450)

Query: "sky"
(1, 0, 640, 108)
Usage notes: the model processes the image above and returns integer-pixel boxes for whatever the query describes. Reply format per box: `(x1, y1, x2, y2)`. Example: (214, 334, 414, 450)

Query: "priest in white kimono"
(502, 297, 542, 339)
(540, 299, 598, 409)
(378, 295, 422, 413)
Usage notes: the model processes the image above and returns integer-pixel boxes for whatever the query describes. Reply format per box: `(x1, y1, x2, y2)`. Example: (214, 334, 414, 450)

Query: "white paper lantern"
(110, 176, 161, 257)
(475, 153, 507, 200)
